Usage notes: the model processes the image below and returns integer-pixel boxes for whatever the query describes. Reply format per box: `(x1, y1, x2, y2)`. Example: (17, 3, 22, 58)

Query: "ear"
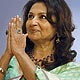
(52, 15, 57, 23)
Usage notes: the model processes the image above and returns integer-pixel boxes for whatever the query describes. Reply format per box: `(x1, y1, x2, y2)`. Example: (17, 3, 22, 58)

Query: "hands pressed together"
(6, 15, 28, 56)
(0, 15, 36, 80)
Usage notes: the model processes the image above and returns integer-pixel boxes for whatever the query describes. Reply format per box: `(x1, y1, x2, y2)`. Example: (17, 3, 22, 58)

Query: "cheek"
(41, 24, 56, 37)
(41, 23, 52, 33)
(41, 26, 51, 37)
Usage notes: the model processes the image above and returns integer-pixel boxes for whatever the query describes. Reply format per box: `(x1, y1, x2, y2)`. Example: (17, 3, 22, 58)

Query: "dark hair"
(22, 0, 77, 70)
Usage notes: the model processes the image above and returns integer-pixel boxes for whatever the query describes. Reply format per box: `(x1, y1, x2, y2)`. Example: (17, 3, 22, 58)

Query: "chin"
(28, 35, 40, 41)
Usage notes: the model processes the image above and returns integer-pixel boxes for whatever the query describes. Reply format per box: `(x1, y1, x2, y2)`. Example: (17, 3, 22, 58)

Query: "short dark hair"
(22, 0, 77, 70)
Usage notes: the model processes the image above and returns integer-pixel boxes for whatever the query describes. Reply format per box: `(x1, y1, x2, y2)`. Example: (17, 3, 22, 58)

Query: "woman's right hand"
(5, 18, 14, 56)
(0, 19, 14, 80)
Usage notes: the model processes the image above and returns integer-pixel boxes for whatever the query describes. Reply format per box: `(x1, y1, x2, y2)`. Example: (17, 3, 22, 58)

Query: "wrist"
(0, 67, 5, 75)
(13, 49, 26, 55)
(5, 50, 13, 57)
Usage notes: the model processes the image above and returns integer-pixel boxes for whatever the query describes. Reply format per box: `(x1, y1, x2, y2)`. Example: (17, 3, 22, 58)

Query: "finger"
(10, 17, 14, 24)
(17, 28, 22, 34)
(16, 15, 22, 33)
(23, 33, 28, 38)
(10, 23, 16, 39)
(11, 16, 17, 30)
(7, 23, 11, 48)
(8, 17, 17, 33)
(13, 17, 16, 26)
(6, 18, 14, 35)
(16, 15, 22, 28)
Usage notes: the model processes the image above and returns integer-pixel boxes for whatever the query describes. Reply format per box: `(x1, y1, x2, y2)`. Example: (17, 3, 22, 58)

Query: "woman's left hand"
(10, 15, 28, 54)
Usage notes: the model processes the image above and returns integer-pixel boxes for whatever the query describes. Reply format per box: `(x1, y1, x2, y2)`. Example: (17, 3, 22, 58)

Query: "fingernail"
(12, 17, 13, 20)
(17, 15, 19, 17)
(9, 23, 11, 25)
(14, 18, 16, 21)
(19, 18, 21, 21)
(12, 23, 13, 25)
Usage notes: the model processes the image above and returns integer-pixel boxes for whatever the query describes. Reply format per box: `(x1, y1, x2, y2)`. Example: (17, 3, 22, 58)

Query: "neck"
(32, 40, 55, 59)
(29, 41, 55, 68)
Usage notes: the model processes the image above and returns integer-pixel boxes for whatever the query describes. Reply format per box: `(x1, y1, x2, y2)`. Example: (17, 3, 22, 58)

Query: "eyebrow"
(28, 12, 47, 15)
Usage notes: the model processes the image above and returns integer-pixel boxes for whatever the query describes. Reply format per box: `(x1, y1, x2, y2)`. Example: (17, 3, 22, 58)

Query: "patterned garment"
(4, 56, 80, 80)
(36, 62, 80, 80)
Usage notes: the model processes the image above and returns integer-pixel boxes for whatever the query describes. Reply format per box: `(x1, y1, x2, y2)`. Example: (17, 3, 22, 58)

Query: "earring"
(56, 33, 60, 43)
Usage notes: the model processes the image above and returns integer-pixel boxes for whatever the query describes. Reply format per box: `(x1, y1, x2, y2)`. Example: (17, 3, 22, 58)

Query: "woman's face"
(26, 2, 56, 42)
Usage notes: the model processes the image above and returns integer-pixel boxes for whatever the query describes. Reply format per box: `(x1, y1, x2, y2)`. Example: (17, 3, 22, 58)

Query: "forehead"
(29, 2, 47, 13)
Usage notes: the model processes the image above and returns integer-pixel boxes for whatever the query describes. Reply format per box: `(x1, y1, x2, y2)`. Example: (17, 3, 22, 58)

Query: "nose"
(31, 17, 39, 26)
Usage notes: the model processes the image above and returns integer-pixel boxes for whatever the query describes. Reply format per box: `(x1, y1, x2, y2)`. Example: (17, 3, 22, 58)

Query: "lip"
(29, 29, 40, 33)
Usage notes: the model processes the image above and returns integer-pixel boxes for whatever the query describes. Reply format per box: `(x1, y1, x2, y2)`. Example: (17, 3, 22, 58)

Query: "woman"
(0, 0, 80, 80)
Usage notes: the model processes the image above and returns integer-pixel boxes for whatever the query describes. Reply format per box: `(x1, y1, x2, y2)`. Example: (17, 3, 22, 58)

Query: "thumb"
(23, 33, 28, 38)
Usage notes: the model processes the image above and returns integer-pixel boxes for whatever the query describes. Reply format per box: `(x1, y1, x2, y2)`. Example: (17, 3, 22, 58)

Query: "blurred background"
(0, 0, 80, 63)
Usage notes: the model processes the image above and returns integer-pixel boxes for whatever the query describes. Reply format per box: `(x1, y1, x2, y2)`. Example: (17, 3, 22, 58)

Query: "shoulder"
(50, 62, 80, 79)
(50, 62, 80, 74)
